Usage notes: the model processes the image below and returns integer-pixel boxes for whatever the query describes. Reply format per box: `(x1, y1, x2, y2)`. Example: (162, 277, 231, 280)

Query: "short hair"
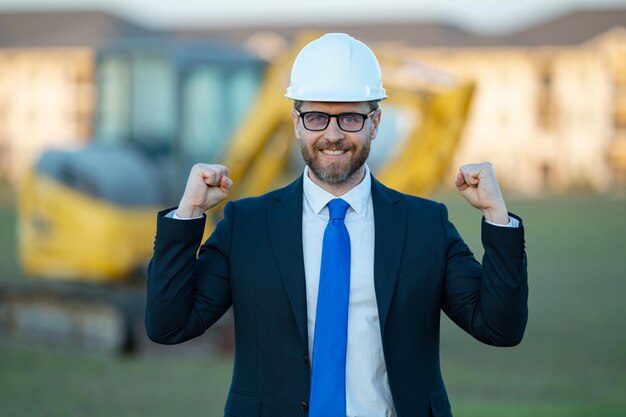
(293, 100, 380, 112)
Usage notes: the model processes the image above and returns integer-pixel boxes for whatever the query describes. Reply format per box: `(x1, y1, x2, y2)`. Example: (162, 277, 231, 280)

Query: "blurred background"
(0, 1, 625, 416)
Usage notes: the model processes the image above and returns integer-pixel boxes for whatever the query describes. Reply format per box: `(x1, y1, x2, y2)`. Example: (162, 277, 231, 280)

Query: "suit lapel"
(267, 177, 308, 349)
(371, 176, 406, 335)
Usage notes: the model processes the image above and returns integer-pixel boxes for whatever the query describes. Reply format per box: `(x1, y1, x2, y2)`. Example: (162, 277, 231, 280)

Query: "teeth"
(322, 150, 345, 155)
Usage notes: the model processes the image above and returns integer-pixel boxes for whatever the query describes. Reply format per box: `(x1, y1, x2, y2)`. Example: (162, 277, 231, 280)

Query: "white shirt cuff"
(484, 216, 520, 228)
(166, 209, 203, 220)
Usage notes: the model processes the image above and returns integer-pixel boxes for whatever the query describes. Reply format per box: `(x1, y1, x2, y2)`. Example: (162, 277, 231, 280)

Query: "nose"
(323, 116, 344, 141)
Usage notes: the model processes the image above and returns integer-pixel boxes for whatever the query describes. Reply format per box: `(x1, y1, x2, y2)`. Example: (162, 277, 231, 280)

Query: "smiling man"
(146, 33, 528, 417)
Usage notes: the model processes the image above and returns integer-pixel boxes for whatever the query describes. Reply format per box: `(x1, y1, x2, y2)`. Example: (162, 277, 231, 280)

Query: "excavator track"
(0, 279, 235, 355)
(0, 280, 143, 353)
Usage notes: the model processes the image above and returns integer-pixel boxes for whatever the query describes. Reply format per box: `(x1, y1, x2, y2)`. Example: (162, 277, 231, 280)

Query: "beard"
(300, 138, 371, 185)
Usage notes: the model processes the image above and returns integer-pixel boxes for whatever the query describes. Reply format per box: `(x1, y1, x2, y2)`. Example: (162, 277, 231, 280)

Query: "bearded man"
(146, 33, 528, 417)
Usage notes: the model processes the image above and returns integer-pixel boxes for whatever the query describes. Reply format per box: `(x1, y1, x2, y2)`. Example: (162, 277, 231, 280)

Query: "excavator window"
(129, 56, 177, 154)
(180, 65, 261, 165)
(95, 54, 177, 155)
(95, 55, 131, 146)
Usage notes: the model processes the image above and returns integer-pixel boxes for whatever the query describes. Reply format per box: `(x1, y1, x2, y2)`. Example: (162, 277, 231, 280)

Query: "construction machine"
(0, 34, 473, 354)
(2, 38, 265, 353)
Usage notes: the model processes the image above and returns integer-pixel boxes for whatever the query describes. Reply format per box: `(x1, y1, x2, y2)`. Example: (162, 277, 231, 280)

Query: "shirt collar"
(302, 165, 372, 216)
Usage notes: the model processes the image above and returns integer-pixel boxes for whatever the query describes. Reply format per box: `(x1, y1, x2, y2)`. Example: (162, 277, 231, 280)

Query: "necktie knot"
(327, 198, 350, 220)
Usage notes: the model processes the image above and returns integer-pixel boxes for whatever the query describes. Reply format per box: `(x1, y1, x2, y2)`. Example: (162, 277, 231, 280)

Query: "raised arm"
(145, 164, 234, 344)
(442, 162, 528, 346)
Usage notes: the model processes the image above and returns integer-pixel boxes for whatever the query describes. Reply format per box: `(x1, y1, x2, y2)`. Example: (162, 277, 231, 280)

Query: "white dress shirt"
(302, 165, 396, 417)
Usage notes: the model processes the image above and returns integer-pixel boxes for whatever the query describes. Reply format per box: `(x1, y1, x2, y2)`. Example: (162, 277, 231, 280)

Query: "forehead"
(299, 101, 370, 113)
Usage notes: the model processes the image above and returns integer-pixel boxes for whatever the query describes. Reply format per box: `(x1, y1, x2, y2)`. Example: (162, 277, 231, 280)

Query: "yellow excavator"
(2, 34, 473, 353)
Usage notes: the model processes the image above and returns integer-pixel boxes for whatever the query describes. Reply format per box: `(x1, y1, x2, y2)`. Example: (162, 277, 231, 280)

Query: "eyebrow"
(300, 108, 370, 113)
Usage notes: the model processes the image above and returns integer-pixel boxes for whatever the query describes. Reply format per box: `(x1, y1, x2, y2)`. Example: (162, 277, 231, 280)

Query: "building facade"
(0, 49, 94, 181)
(407, 28, 626, 194)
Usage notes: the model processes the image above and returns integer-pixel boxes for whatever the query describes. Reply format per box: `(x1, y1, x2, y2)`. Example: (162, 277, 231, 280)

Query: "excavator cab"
(19, 38, 265, 281)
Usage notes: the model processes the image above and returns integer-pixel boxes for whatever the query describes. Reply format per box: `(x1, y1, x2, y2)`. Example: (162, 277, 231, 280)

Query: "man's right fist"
(176, 164, 233, 218)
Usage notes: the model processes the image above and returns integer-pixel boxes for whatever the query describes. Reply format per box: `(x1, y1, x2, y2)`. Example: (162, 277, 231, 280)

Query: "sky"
(1, 0, 626, 34)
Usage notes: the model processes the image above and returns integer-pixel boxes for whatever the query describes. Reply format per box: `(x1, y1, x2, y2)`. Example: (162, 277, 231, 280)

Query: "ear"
(370, 109, 382, 140)
(291, 110, 301, 139)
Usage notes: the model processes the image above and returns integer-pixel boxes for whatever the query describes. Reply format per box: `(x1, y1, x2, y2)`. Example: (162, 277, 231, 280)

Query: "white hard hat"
(285, 33, 388, 102)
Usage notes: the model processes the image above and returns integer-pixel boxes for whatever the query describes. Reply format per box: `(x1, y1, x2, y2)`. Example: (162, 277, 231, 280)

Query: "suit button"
(300, 401, 309, 412)
(303, 353, 309, 364)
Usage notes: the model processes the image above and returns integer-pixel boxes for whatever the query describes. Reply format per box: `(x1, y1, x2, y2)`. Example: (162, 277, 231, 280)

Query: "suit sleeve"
(145, 202, 234, 344)
(440, 203, 528, 347)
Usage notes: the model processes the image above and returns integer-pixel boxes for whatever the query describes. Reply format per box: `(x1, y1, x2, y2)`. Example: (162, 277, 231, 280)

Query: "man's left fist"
(455, 162, 509, 225)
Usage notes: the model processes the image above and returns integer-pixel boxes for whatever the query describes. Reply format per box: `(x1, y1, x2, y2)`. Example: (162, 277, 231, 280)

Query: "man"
(146, 33, 528, 417)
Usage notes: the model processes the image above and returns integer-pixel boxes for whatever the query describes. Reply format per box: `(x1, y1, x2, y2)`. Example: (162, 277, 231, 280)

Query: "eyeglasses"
(297, 110, 375, 132)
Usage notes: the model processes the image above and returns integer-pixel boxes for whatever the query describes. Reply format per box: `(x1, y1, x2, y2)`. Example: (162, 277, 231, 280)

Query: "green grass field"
(1, 183, 625, 417)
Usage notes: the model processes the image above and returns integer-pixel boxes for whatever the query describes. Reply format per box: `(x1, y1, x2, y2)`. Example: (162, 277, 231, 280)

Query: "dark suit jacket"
(146, 175, 528, 417)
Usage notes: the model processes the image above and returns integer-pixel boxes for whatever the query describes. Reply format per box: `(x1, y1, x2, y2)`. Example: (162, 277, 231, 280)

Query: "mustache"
(315, 141, 353, 151)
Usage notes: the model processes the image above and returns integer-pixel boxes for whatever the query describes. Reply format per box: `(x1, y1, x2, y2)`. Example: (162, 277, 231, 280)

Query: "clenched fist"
(176, 164, 233, 218)
(455, 162, 509, 225)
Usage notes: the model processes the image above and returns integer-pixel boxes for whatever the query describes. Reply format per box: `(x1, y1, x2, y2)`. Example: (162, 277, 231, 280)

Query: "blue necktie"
(310, 198, 351, 417)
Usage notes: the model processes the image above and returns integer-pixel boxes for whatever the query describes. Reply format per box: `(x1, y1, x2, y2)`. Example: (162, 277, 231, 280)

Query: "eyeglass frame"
(296, 110, 377, 132)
